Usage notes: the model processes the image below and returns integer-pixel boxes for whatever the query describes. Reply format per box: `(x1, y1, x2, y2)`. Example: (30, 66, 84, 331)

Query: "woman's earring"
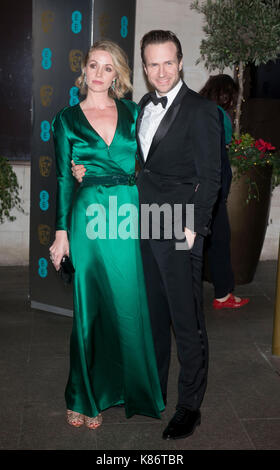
(83, 73, 87, 86)
(111, 78, 116, 90)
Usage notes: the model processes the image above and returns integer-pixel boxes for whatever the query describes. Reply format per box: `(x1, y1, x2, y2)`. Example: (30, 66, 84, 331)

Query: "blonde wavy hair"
(75, 40, 133, 99)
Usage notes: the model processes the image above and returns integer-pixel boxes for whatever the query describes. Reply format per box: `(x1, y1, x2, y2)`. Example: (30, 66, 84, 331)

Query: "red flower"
(255, 138, 275, 152)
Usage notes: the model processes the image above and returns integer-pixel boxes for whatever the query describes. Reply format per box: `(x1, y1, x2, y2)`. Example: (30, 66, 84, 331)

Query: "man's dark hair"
(199, 74, 239, 111)
(140, 30, 183, 65)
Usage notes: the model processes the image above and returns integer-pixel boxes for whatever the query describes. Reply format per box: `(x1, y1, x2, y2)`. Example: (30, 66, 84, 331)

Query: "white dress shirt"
(139, 79, 183, 161)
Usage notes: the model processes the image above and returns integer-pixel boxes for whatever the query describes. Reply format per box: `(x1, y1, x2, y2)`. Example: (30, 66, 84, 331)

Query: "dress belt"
(80, 174, 136, 187)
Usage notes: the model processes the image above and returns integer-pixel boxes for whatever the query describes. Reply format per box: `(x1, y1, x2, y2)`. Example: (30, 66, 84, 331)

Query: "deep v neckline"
(78, 99, 119, 148)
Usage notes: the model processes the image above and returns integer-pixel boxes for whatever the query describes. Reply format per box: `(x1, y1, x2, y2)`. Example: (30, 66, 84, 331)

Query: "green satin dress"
(52, 99, 164, 419)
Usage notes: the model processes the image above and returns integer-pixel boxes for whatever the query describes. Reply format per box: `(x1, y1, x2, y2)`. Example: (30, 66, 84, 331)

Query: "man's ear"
(143, 62, 148, 76)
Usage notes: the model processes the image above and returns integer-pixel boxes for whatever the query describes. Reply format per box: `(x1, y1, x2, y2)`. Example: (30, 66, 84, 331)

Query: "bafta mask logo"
(38, 224, 51, 246)
(69, 49, 83, 73)
(99, 14, 110, 38)
(39, 156, 52, 177)
(40, 85, 53, 107)
(41, 11, 54, 33)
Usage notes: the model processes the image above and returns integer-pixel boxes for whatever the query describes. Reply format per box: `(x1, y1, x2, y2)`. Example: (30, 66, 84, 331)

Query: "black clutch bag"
(59, 256, 75, 284)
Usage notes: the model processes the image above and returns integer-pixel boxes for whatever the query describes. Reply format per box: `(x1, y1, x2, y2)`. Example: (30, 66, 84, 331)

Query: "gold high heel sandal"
(84, 413, 103, 429)
(66, 409, 85, 428)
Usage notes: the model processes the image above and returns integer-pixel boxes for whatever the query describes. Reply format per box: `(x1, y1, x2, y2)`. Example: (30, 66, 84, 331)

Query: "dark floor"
(0, 261, 280, 451)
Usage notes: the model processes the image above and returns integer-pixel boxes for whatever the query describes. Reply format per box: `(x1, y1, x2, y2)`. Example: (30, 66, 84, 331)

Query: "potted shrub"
(191, 0, 280, 283)
(228, 133, 280, 203)
(227, 134, 280, 282)
(0, 156, 24, 224)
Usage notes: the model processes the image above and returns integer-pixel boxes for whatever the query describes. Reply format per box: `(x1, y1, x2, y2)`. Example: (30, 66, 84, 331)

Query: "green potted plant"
(227, 134, 280, 282)
(0, 156, 24, 224)
(229, 133, 280, 203)
(191, 0, 280, 283)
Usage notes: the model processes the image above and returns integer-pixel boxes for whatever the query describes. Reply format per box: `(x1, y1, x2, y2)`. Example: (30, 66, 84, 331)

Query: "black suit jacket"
(136, 82, 221, 237)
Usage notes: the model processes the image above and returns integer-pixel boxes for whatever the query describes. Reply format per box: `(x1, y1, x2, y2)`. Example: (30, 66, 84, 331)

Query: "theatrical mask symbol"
(99, 14, 110, 38)
(39, 156, 52, 177)
(40, 85, 53, 107)
(38, 224, 51, 246)
(69, 49, 83, 73)
(41, 10, 54, 33)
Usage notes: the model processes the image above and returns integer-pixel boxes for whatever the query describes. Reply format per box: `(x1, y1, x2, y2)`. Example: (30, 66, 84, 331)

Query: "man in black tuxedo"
(136, 30, 221, 440)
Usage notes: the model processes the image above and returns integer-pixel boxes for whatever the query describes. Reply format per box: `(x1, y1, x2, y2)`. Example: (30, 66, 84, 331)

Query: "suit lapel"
(136, 93, 151, 167)
(146, 82, 189, 163)
(136, 108, 145, 167)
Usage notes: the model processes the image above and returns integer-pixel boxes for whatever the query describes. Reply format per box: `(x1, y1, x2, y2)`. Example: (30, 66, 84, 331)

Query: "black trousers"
(205, 198, 234, 298)
(140, 235, 208, 411)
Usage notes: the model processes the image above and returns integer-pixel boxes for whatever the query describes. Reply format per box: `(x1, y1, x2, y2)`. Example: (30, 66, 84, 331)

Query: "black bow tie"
(149, 93, 168, 109)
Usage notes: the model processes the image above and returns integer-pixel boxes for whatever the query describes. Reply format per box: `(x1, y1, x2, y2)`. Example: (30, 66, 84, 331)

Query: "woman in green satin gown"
(49, 41, 164, 429)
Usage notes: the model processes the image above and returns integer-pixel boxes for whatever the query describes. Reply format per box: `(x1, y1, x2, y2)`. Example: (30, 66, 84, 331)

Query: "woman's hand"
(71, 160, 86, 183)
(49, 230, 69, 271)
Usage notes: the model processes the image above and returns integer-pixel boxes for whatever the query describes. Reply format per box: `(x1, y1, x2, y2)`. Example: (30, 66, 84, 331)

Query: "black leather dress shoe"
(162, 408, 201, 440)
